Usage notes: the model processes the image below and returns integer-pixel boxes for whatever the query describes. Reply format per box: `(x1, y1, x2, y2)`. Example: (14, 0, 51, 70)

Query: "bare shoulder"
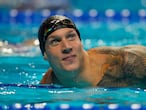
(121, 45, 146, 78)
(122, 45, 146, 54)
(40, 69, 53, 84)
(87, 46, 124, 77)
(87, 46, 124, 67)
(87, 45, 146, 57)
(87, 45, 146, 87)
(123, 44, 146, 48)
(87, 46, 122, 56)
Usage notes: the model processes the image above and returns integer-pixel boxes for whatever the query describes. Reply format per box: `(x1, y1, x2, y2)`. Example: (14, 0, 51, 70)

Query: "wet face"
(44, 28, 84, 73)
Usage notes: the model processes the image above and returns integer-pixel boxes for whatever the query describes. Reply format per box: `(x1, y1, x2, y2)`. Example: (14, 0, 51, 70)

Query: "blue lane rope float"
(0, 84, 146, 110)
(0, 103, 146, 110)
(0, 83, 64, 89)
(0, 9, 146, 24)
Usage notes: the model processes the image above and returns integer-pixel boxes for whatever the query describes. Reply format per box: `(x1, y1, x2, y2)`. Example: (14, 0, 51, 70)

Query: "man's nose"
(62, 48, 72, 53)
(61, 40, 72, 54)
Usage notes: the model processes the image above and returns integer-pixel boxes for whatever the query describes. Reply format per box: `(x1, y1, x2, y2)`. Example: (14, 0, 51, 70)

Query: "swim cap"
(38, 15, 80, 55)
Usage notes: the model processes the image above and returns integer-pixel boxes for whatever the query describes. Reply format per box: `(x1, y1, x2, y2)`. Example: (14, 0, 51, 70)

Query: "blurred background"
(0, 0, 146, 55)
(1, 1, 146, 105)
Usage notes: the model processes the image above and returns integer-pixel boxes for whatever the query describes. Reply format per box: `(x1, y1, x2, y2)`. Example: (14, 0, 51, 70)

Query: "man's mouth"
(62, 55, 76, 61)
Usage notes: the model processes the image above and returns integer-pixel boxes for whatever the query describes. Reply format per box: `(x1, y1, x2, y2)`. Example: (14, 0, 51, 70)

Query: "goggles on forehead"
(43, 19, 76, 42)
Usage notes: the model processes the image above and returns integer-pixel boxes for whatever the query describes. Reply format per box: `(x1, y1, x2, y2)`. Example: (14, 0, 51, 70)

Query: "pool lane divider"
(0, 9, 146, 24)
(0, 83, 64, 89)
(0, 103, 146, 110)
(0, 84, 146, 109)
(0, 84, 145, 92)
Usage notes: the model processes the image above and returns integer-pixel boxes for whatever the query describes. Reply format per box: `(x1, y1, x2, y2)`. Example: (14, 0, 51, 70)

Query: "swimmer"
(38, 15, 146, 88)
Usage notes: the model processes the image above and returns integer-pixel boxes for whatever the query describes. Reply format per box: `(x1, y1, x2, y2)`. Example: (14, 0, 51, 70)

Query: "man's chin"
(63, 66, 79, 72)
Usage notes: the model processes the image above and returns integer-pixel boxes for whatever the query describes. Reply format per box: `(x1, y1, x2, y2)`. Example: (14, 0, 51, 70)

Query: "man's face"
(44, 28, 84, 72)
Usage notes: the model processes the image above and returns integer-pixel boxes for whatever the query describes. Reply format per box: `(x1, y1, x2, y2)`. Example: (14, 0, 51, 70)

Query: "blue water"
(1, 10, 146, 109)
(1, 56, 146, 105)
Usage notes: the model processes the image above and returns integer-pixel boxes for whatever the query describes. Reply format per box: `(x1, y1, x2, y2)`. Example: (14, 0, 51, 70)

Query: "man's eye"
(67, 33, 76, 41)
(49, 39, 60, 46)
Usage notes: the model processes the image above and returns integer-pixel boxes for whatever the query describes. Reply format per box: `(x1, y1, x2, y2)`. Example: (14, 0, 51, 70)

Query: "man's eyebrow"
(47, 29, 76, 39)
(47, 35, 59, 39)
(67, 30, 75, 33)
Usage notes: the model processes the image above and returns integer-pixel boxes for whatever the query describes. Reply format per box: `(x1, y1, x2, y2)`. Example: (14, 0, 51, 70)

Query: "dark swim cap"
(38, 15, 80, 55)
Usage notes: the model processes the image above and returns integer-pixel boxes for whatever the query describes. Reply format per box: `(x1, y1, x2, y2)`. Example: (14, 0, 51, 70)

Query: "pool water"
(1, 11, 146, 109)
(1, 38, 146, 110)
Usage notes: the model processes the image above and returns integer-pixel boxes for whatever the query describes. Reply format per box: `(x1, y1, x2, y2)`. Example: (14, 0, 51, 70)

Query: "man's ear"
(43, 52, 48, 60)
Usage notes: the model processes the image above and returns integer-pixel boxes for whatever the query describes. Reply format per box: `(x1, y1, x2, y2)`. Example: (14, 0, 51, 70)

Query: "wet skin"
(41, 28, 146, 88)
